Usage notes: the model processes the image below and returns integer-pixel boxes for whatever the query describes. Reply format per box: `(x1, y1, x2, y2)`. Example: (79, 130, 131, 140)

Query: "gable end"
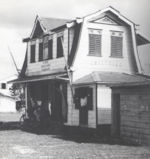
(90, 15, 119, 25)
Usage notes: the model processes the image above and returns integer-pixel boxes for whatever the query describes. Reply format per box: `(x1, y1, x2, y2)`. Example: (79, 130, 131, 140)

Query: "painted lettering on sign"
(41, 61, 51, 72)
(90, 60, 122, 67)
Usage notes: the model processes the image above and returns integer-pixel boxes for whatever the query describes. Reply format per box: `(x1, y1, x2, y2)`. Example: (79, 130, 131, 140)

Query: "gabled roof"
(69, 6, 149, 74)
(39, 17, 71, 31)
(22, 6, 150, 76)
(74, 72, 150, 87)
(29, 16, 71, 39)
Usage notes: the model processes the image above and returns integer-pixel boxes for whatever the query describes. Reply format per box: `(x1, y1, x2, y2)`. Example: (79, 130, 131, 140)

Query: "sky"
(0, 0, 150, 81)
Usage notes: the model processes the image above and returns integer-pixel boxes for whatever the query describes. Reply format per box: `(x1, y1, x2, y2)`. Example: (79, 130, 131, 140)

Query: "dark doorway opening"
(111, 93, 120, 137)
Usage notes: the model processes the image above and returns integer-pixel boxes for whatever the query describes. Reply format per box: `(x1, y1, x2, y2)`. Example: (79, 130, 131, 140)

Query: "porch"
(25, 79, 68, 128)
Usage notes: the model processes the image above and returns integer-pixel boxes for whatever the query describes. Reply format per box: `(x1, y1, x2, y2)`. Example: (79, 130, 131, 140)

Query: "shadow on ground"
(0, 121, 139, 146)
(19, 122, 139, 146)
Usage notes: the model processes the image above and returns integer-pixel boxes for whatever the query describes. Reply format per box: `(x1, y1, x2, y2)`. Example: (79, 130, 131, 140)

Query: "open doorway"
(111, 93, 120, 137)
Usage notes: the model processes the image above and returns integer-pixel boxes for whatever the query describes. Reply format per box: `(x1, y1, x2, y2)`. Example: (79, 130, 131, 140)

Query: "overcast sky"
(0, 0, 150, 81)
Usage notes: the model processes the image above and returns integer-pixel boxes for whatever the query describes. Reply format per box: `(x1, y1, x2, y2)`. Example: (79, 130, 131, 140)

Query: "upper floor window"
(30, 44, 35, 63)
(48, 39, 53, 59)
(89, 29, 102, 56)
(43, 36, 49, 60)
(110, 31, 123, 58)
(39, 42, 43, 61)
(57, 33, 64, 58)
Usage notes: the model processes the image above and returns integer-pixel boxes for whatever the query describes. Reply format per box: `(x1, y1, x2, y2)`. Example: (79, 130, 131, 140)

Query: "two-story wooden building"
(12, 6, 150, 144)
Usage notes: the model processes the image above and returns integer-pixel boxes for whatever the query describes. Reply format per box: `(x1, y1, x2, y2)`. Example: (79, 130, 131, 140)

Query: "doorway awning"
(73, 72, 150, 87)
(8, 72, 67, 84)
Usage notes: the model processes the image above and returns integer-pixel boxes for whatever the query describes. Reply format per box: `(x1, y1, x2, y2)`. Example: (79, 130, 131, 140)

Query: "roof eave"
(51, 24, 66, 32)
(73, 81, 150, 87)
(136, 33, 150, 46)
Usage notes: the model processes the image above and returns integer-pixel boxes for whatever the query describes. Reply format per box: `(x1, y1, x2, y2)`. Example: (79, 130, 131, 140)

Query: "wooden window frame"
(57, 35, 64, 58)
(43, 36, 49, 60)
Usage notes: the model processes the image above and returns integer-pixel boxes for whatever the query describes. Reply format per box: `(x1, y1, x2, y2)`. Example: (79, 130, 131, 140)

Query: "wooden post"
(25, 83, 28, 118)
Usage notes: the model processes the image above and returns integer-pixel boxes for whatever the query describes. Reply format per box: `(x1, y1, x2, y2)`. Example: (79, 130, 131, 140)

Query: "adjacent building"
(12, 6, 150, 145)
(0, 82, 16, 113)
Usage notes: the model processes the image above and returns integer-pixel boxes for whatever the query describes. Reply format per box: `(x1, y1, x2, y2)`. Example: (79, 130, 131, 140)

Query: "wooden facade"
(14, 6, 150, 145)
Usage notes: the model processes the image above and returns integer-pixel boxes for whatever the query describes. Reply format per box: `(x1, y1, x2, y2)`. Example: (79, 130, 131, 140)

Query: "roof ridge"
(40, 17, 71, 21)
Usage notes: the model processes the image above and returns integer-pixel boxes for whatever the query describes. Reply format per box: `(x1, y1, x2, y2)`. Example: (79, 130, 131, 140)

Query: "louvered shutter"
(89, 34, 101, 56)
(111, 36, 123, 57)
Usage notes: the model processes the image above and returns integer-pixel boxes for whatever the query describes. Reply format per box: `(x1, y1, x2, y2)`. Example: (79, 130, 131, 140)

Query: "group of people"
(27, 98, 42, 122)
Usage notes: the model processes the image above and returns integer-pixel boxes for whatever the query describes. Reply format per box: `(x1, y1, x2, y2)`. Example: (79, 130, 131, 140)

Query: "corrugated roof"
(74, 72, 150, 87)
(40, 17, 71, 31)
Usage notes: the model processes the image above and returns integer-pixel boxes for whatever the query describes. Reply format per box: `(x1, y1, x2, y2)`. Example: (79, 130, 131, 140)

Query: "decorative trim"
(88, 29, 102, 35)
(94, 16, 118, 25)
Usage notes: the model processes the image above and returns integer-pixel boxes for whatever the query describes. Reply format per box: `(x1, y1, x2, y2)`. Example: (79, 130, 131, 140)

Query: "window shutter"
(39, 42, 43, 61)
(111, 36, 123, 57)
(30, 44, 35, 63)
(48, 39, 53, 59)
(87, 87, 93, 110)
(57, 36, 63, 58)
(89, 34, 101, 56)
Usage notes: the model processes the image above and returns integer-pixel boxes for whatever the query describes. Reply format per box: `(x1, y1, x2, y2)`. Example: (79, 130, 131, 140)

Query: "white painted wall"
(72, 16, 137, 82)
(0, 96, 16, 113)
(97, 86, 112, 109)
(97, 86, 111, 124)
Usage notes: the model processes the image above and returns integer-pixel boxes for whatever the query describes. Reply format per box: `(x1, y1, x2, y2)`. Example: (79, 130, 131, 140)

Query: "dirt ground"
(0, 113, 150, 159)
(0, 128, 150, 159)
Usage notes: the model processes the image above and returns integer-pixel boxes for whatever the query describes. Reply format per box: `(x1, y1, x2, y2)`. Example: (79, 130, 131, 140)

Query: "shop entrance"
(111, 93, 120, 137)
(50, 82, 68, 123)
